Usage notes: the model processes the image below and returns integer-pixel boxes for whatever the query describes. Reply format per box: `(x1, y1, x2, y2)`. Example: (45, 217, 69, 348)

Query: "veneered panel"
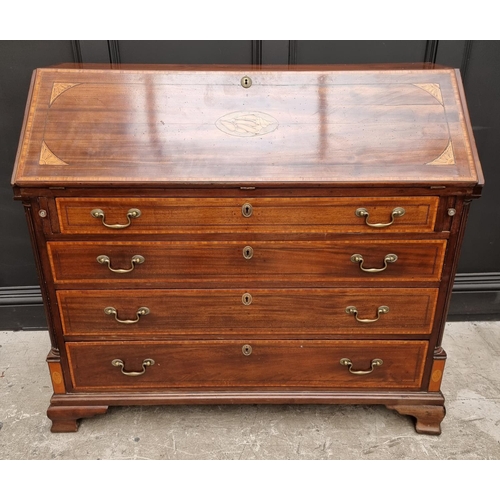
(12, 67, 480, 187)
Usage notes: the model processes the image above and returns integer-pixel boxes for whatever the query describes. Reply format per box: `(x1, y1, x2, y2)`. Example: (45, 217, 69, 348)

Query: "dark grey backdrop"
(1, 41, 498, 328)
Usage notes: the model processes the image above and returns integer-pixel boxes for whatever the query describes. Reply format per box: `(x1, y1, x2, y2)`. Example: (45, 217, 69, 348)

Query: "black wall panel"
(294, 40, 430, 64)
(0, 41, 75, 288)
(118, 40, 253, 64)
(451, 41, 500, 273)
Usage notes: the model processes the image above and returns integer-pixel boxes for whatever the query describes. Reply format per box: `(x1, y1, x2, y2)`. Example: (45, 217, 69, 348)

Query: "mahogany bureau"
(11, 64, 483, 434)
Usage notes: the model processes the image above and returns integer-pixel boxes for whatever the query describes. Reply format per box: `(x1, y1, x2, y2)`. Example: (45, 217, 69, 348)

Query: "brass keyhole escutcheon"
(242, 293, 253, 305)
(241, 202, 253, 217)
(242, 344, 252, 356)
(241, 76, 252, 88)
(243, 246, 254, 260)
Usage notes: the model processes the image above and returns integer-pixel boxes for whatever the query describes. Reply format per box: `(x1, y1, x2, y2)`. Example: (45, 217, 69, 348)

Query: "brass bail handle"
(91, 208, 142, 229)
(340, 358, 383, 375)
(97, 255, 145, 273)
(355, 207, 405, 228)
(111, 358, 155, 376)
(345, 305, 389, 323)
(351, 253, 398, 273)
(104, 306, 150, 324)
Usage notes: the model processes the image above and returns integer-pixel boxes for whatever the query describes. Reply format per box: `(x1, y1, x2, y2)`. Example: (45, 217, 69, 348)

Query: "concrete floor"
(1, 322, 499, 460)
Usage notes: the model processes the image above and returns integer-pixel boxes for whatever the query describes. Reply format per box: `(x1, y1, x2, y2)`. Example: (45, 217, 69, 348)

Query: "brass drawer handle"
(111, 358, 155, 376)
(346, 305, 389, 323)
(345, 306, 389, 323)
(340, 357, 383, 375)
(241, 202, 253, 217)
(104, 306, 150, 324)
(355, 207, 405, 227)
(90, 208, 141, 229)
(243, 245, 254, 259)
(97, 254, 145, 273)
(351, 253, 397, 273)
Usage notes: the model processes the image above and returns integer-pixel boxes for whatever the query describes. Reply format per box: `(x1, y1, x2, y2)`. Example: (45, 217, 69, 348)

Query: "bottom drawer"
(66, 340, 428, 391)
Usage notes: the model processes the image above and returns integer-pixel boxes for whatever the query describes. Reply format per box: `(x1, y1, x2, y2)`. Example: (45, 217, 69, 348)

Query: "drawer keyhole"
(242, 344, 252, 356)
(241, 203, 253, 217)
(243, 246, 254, 259)
(242, 293, 253, 305)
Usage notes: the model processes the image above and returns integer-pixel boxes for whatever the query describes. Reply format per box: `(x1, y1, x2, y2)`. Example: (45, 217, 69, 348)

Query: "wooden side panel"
(47, 361, 66, 394)
(428, 348, 447, 392)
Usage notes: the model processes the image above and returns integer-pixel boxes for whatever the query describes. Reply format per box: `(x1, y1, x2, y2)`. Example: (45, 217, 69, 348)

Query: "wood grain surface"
(65, 340, 428, 391)
(57, 288, 438, 337)
(12, 66, 482, 187)
(48, 240, 447, 285)
(55, 196, 439, 234)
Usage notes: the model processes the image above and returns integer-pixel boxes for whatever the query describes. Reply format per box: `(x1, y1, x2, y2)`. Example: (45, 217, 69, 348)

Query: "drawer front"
(56, 196, 439, 234)
(57, 288, 438, 337)
(48, 240, 447, 285)
(66, 340, 428, 391)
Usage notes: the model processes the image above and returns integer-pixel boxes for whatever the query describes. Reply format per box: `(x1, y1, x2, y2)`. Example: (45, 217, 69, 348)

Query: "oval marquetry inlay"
(216, 111, 279, 137)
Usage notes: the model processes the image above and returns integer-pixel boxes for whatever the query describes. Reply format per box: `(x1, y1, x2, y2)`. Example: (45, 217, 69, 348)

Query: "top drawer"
(55, 197, 439, 235)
